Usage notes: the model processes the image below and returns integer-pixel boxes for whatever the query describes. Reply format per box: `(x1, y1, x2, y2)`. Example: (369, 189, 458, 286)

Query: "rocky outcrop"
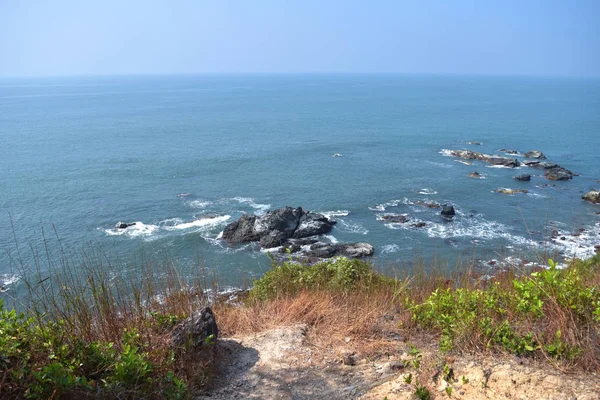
(116, 222, 136, 229)
(172, 307, 218, 348)
(524, 150, 546, 159)
(409, 200, 440, 208)
(468, 172, 482, 179)
(379, 214, 427, 227)
(521, 160, 576, 181)
(513, 174, 531, 182)
(522, 160, 558, 169)
(222, 207, 335, 248)
(303, 242, 374, 259)
(544, 167, 576, 181)
(582, 190, 600, 204)
(500, 149, 519, 155)
(496, 188, 528, 195)
(444, 150, 520, 168)
(441, 205, 456, 217)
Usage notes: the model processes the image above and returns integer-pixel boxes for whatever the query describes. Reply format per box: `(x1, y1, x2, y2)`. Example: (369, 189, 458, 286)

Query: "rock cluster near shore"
(444, 148, 576, 180)
(222, 206, 373, 260)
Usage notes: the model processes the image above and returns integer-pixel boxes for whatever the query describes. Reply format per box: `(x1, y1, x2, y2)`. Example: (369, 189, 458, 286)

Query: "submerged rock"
(222, 207, 335, 247)
(513, 174, 531, 182)
(496, 188, 528, 195)
(115, 222, 136, 229)
(467, 141, 482, 145)
(304, 242, 374, 259)
(468, 171, 482, 179)
(380, 214, 411, 223)
(171, 307, 218, 348)
(410, 200, 440, 208)
(523, 150, 546, 159)
(582, 190, 600, 204)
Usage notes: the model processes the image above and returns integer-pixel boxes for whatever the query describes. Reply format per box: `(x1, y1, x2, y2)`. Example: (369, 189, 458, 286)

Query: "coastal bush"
(411, 254, 600, 366)
(249, 257, 387, 301)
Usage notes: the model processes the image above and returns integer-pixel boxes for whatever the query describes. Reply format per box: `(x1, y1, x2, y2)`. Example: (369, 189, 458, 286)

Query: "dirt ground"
(196, 325, 600, 400)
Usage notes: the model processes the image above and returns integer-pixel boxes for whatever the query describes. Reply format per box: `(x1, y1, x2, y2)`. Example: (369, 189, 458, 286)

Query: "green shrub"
(249, 257, 380, 300)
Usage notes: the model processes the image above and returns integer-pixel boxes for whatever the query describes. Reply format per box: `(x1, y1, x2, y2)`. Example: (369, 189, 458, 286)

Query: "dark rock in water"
(171, 307, 218, 347)
(500, 149, 519, 155)
(445, 149, 520, 168)
(523, 150, 546, 159)
(293, 212, 337, 238)
(411, 222, 427, 228)
(410, 200, 440, 208)
(380, 214, 411, 223)
(222, 214, 260, 243)
(304, 242, 374, 259)
(441, 205, 456, 217)
(486, 156, 520, 168)
(116, 222, 136, 229)
(467, 141, 482, 145)
(468, 171, 482, 179)
(496, 188, 528, 195)
(222, 206, 335, 247)
(582, 190, 600, 204)
(523, 160, 559, 169)
(513, 174, 531, 182)
(544, 167, 575, 181)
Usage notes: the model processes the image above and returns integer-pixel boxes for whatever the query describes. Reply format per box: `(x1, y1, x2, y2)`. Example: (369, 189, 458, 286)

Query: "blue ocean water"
(1, 74, 599, 292)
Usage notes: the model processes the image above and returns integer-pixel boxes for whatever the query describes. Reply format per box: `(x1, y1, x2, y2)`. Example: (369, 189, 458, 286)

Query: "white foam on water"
(549, 221, 600, 261)
(369, 198, 409, 212)
(425, 161, 454, 169)
(418, 188, 438, 195)
(323, 235, 339, 244)
(381, 244, 400, 254)
(455, 160, 472, 165)
(320, 210, 350, 218)
(0, 274, 19, 290)
(485, 164, 522, 169)
(526, 192, 546, 199)
(187, 200, 212, 208)
(104, 222, 159, 238)
(439, 149, 455, 157)
(163, 215, 230, 231)
(338, 219, 369, 235)
(230, 197, 271, 214)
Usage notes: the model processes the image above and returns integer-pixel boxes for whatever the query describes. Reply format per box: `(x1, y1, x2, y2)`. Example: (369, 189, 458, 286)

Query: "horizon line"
(1, 71, 599, 80)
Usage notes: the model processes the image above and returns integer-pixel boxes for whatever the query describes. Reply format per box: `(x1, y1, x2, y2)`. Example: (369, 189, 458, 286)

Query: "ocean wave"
(485, 164, 523, 169)
(320, 210, 350, 218)
(439, 149, 455, 157)
(369, 198, 408, 212)
(187, 200, 212, 208)
(104, 222, 159, 238)
(0, 274, 19, 291)
(103, 215, 230, 239)
(323, 235, 338, 244)
(230, 197, 271, 214)
(163, 215, 230, 231)
(338, 219, 369, 235)
(381, 244, 400, 254)
(549, 222, 600, 260)
(418, 188, 438, 195)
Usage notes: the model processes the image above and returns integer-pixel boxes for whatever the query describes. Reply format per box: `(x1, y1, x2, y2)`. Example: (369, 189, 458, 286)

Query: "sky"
(1, 0, 599, 77)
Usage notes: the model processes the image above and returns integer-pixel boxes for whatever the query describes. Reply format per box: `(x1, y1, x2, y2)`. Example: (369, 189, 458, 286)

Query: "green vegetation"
(1, 249, 599, 398)
(411, 255, 600, 363)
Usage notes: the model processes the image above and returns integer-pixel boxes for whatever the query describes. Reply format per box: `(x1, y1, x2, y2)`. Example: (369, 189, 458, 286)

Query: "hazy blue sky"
(1, 0, 599, 77)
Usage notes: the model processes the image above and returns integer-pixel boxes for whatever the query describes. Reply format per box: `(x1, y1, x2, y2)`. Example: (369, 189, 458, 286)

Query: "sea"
(1, 74, 599, 296)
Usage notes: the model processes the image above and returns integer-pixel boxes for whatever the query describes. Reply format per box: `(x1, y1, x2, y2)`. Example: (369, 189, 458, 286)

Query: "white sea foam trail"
(230, 197, 271, 214)
(163, 215, 230, 231)
(104, 222, 159, 237)
(320, 210, 350, 218)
